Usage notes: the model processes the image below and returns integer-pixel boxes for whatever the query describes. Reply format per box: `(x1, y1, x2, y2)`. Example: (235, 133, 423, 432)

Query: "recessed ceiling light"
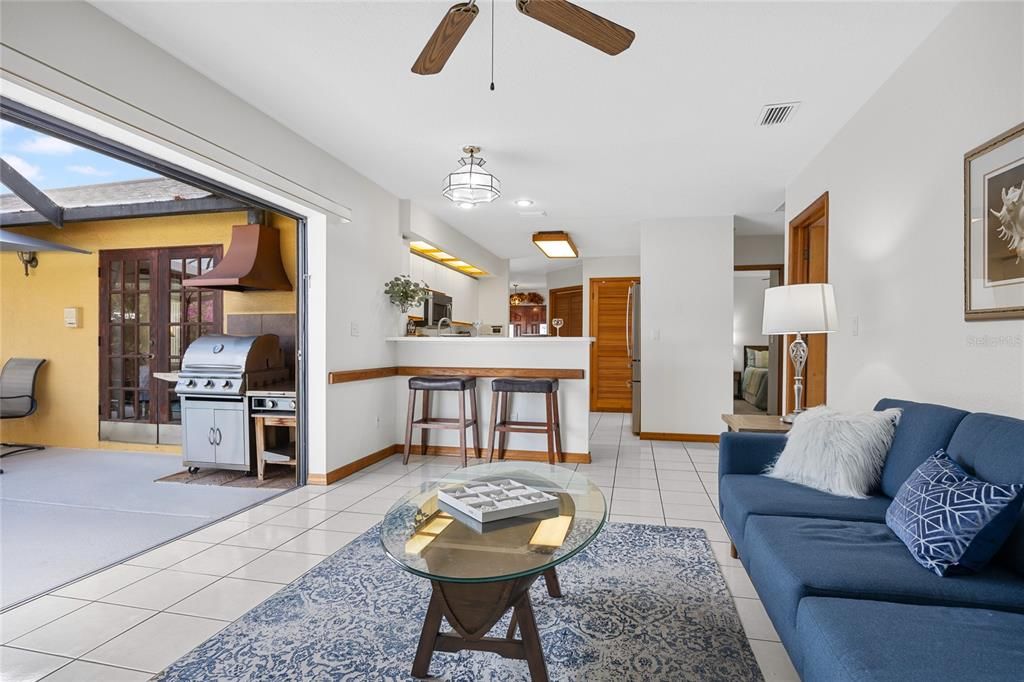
(515, 199, 534, 207)
(457, 202, 474, 210)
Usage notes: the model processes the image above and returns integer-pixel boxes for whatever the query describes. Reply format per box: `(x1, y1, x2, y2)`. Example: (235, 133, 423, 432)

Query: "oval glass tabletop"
(380, 462, 607, 583)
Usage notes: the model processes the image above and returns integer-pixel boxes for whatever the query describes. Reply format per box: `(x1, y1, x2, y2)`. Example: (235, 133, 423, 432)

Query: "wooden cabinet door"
(589, 278, 639, 412)
(549, 286, 583, 336)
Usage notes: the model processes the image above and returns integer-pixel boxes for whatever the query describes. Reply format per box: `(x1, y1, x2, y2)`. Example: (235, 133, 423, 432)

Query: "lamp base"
(780, 411, 802, 425)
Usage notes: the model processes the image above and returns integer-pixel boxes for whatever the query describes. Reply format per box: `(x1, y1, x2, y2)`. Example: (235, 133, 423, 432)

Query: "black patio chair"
(1, 358, 47, 471)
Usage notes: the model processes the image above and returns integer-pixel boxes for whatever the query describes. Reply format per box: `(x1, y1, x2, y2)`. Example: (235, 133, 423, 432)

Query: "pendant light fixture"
(509, 283, 527, 306)
(442, 145, 501, 207)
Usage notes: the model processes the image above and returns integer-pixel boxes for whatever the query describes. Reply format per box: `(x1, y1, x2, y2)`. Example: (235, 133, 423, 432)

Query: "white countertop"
(386, 336, 594, 344)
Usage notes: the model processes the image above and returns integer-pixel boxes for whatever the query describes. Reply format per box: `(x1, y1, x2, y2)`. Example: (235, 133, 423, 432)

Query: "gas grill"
(175, 334, 288, 473)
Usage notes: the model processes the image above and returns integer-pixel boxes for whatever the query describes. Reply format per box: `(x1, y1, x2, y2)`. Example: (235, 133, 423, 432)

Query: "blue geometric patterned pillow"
(886, 450, 1024, 576)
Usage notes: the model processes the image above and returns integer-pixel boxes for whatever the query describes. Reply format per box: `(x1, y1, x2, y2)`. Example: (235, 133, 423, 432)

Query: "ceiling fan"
(412, 0, 635, 76)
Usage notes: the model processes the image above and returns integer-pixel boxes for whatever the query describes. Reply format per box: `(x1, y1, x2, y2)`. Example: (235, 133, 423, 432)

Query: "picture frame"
(964, 121, 1024, 320)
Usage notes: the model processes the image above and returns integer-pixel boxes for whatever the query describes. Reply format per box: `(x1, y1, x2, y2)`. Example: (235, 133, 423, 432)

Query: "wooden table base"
(412, 568, 561, 681)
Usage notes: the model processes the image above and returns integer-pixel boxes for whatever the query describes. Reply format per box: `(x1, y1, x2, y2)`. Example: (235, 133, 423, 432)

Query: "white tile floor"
(0, 412, 798, 681)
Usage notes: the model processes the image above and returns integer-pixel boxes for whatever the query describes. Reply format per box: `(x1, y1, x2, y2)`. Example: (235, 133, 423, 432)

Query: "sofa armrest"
(719, 432, 787, 478)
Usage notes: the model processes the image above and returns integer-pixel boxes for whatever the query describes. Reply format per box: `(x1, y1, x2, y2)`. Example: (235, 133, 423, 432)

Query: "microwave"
(416, 290, 452, 327)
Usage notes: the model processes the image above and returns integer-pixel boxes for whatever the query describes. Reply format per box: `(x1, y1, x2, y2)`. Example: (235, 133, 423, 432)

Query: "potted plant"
(384, 275, 429, 335)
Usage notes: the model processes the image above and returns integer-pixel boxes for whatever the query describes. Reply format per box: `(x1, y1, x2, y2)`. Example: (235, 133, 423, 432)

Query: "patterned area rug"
(156, 523, 763, 681)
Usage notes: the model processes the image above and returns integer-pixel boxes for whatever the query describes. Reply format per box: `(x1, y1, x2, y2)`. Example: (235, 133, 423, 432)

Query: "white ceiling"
(95, 1, 951, 275)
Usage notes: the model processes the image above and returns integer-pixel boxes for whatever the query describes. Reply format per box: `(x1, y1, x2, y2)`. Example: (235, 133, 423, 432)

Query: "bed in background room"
(739, 345, 769, 412)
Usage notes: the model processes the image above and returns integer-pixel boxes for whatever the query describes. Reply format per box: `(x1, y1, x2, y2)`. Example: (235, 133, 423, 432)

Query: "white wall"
(0, 1, 405, 476)
(547, 264, 583, 291)
(786, 2, 1024, 417)
(582, 256, 641, 334)
(735, 235, 784, 267)
(478, 259, 510, 329)
(734, 274, 770, 371)
(641, 218, 734, 434)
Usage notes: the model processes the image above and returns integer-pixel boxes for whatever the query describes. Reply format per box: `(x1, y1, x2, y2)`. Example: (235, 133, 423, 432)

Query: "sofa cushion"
(742, 516, 1024, 654)
(886, 451, 1024, 576)
(797, 597, 1024, 682)
(719, 474, 891, 554)
(874, 398, 968, 498)
(946, 412, 1024, 576)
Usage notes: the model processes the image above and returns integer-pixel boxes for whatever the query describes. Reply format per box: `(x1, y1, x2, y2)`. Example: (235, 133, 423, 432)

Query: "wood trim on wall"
(306, 444, 592, 484)
(328, 366, 585, 383)
(327, 367, 398, 384)
(639, 432, 721, 444)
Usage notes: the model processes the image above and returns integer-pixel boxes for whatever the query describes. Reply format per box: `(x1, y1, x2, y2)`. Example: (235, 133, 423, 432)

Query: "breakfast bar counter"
(385, 337, 594, 462)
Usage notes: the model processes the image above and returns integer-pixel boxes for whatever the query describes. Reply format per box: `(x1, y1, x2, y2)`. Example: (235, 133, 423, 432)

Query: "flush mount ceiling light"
(443, 146, 500, 206)
(515, 199, 534, 207)
(533, 231, 579, 259)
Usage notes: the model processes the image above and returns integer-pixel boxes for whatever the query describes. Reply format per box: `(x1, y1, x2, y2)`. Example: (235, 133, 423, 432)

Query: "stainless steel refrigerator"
(628, 283, 641, 435)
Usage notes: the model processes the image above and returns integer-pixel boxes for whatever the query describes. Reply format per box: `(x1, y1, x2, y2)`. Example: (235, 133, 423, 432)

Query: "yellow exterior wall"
(0, 210, 296, 452)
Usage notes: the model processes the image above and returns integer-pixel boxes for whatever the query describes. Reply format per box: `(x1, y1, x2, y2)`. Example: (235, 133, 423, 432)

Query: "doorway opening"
(0, 97, 312, 607)
(548, 285, 583, 337)
(733, 265, 784, 416)
(787, 192, 830, 411)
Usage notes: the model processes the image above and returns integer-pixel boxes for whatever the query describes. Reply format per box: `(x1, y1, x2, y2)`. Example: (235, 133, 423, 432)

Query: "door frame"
(734, 264, 784, 415)
(548, 285, 583, 336)
(786, 191, 829, 412)
(3, 98, 311, 485)
(589, 276, 640, 412)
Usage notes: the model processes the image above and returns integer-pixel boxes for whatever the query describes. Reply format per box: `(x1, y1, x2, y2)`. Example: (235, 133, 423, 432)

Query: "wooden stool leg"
(487, 389, 500, 462)
(255, 416, 267, 480)
(403, 389, 416, 465)
(470, 386, 481, 459)
(458, 389, 467, 468)
(551, 390, 564, 463)
(544, 393, 555, 465)
(420, 390, 431, 457)
(498, 393, 510, 460)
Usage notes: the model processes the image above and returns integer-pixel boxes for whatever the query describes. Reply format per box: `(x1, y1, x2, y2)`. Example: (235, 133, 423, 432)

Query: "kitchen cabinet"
(181, 397, 251, 471)
(510, 305, 547, 336)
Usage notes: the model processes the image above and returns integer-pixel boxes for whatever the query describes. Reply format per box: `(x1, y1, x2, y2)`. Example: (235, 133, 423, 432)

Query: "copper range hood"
(184, 223, 292, 292)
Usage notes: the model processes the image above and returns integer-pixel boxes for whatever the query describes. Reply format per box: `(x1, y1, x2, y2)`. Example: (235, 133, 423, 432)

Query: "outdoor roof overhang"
(0, 195, 249, 228)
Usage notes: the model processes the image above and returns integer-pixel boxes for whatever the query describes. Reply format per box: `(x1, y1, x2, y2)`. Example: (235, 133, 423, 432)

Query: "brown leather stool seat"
(490, 378, 558, 394)
(408, 376, 477, 391)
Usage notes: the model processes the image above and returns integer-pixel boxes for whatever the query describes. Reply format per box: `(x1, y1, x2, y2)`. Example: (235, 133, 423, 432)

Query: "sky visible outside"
(1, 119, 157, 194)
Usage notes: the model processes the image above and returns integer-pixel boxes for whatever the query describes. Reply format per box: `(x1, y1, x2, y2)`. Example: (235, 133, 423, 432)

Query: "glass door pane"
(101, 251, 156, 423)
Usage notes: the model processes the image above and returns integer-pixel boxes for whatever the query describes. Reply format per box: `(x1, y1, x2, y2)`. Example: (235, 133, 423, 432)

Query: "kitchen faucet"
(438, 317, 453, 336)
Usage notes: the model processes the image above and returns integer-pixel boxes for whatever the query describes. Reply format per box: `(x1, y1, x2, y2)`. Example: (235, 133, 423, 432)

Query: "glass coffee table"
(381, 462, 607, 682)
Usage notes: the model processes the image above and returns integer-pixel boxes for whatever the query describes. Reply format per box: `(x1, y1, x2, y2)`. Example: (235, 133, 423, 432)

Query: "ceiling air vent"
(759, 102, 800, 127)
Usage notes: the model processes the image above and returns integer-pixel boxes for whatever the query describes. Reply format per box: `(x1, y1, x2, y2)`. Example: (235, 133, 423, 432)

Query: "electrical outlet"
(350, 321, 360, 337)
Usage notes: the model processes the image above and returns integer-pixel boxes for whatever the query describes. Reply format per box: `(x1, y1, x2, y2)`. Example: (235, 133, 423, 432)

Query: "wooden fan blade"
(517, 0, 634, 56)
(412, 2, 480, 75)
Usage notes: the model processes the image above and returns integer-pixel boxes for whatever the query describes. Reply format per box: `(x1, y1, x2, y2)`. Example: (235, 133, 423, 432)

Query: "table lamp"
(762, 283, 838, 423)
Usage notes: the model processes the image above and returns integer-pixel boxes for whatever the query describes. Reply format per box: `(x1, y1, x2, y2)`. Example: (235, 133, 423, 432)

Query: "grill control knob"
(222, 380, 232, 389)
(186, 379, 196, 388)
(267, 400, 278, 409)
(289, 400, 297, 410)
(204, 379, 215, 388)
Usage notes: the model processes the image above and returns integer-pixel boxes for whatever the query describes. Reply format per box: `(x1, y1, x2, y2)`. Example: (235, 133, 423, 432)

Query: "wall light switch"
(63, 307, 82, 328)
(350, 321, 360, 337)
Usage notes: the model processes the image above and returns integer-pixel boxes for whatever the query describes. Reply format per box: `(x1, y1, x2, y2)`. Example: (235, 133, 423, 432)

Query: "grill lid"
(179, 334, 283, 376)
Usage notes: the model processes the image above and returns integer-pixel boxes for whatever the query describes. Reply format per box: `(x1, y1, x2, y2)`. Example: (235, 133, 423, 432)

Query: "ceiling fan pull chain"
(489, 0, 495, 91)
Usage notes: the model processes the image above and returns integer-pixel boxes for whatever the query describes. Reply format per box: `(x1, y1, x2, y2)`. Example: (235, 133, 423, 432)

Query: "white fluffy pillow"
(765, 406, 902, 498)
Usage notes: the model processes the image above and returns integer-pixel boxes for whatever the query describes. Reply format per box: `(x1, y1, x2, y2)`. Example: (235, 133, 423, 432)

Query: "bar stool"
(487, 378, 563, 465)
(403, 376, 481, 467)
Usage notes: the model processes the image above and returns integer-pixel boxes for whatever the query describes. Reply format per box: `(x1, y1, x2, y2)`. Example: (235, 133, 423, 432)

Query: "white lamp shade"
(762, 283, 838, 335)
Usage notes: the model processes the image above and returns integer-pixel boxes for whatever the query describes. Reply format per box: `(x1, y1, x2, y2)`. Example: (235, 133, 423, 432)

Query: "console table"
(721, 413, 791, 433)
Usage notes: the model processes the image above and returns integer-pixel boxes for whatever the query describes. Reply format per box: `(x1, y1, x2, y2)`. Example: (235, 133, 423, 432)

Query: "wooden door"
(100, 246, 223, 438)
(787, 192, 829, 410)
(549, 285, 583, 336)
(589, 277, 639, 412)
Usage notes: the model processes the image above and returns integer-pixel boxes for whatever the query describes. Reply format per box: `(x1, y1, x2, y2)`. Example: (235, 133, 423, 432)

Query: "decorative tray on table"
(437, 479, 560, 523)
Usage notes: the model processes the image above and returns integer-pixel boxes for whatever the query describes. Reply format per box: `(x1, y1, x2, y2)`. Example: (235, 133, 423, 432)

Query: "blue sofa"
(719, 398, 1024, 681)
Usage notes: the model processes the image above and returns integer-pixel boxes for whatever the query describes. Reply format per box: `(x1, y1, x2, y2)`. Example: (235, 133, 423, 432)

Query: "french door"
(99, 245, 223, 443)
